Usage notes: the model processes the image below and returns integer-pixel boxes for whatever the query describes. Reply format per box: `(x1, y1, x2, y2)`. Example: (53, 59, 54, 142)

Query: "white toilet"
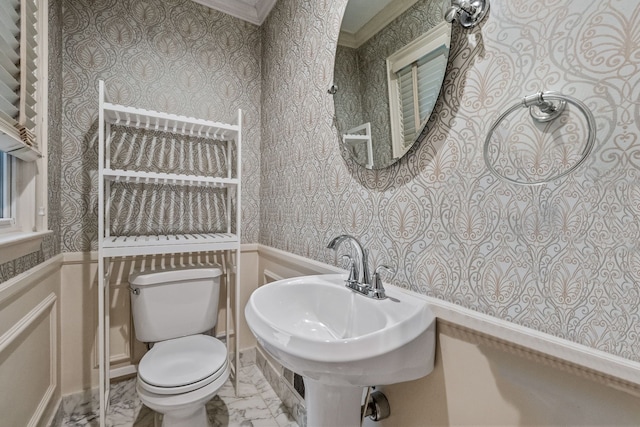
(129, 266, 230, 427)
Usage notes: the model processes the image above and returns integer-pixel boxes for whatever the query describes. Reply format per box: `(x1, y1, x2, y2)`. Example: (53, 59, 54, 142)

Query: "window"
(387, 21, 451, 159)
(396, 50, 448, 148)
(0, 0, 49, 261)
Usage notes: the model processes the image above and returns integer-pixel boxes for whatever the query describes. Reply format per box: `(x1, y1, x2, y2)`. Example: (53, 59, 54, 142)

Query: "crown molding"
(339, 0, 421, 48)
(190, 0, 277, 26)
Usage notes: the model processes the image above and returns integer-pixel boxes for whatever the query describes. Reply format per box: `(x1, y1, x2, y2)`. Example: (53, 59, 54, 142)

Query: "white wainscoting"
(255, 245, 640, 426)
(0, 255, 62, 427)
(48, 245, 640, 427)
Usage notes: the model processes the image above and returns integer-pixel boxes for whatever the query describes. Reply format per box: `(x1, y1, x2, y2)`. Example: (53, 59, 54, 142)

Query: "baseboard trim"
(256, 244, 343, 274)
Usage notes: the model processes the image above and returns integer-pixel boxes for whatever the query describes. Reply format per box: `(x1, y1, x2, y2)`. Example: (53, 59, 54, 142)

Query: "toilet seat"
(138, 334, 227, 395)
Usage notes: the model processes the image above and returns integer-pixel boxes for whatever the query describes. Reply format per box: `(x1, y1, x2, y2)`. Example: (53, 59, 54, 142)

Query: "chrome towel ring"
(483, 91, 596, 186)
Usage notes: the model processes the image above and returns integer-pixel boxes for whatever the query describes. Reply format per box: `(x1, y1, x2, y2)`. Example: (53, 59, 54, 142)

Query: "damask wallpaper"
(5, 0, 640, 364)
(48, 0, 63, 258)
(61, 0, 261, 251)
(260, 0, 640, 362)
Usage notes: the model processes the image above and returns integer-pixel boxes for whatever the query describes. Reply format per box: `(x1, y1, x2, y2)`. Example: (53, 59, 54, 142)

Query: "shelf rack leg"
(98, 258, 110, 426)
(234, 109, 242, 394)
(98, 80, 109, 427)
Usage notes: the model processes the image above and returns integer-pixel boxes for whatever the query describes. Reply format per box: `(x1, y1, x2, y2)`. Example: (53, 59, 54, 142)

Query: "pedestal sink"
(245, 274, 436, 427)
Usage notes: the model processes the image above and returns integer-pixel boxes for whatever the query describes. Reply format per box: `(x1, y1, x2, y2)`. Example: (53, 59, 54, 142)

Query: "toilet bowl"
(136, 335, 229, 427)
(129, 267, 228, 427)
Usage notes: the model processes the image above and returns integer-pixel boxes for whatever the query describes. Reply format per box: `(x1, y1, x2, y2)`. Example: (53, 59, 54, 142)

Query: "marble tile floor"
(59, 365, 299, 427)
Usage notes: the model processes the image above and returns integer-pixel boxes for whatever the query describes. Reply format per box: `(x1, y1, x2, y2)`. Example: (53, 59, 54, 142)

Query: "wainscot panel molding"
(0, 294, 58, 427)
(55, 246, 640, 404)
(0, 254, 62, 427)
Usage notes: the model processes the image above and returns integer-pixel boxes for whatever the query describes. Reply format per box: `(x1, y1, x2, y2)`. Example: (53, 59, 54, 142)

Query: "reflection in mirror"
(333, 0, 451, 169)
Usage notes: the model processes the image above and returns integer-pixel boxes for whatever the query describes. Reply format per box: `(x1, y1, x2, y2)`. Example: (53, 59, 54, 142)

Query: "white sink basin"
(245, 274, 435, 427)
(246, 273, 436, 385)
(245, 274, 436, 427)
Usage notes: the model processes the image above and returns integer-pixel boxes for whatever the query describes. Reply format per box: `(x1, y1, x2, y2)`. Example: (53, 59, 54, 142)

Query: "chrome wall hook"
(445, 0, 490, 28)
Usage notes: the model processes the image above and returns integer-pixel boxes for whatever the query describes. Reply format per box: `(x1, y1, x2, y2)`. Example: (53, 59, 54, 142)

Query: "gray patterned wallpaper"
(4, 0, 640, 363)
(61, 0, 261, 251)
(48, 0, 63, 257)
(260, 0, 640, 362)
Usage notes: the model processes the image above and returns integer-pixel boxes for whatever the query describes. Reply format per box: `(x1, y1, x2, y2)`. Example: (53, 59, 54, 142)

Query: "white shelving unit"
(343, 122, 373, 168)
(97, 80, 242, 426)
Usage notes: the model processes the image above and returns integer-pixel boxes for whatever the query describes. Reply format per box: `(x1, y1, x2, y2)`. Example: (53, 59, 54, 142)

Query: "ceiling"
(191, 0, 278, 25)
(341, 0, 395, 34)
(191, 0, 421, 45)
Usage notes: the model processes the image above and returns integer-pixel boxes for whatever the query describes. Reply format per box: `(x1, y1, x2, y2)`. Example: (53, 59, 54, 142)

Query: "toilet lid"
(139, 335, 227, 390)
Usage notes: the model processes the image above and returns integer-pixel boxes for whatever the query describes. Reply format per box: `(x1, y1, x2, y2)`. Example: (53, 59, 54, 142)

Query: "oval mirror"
(333, 0, 451, 169)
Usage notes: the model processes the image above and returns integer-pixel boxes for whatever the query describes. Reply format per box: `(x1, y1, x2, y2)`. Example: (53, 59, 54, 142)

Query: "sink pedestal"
(245, 274, 437, 426)
(303, 378, 362, 427)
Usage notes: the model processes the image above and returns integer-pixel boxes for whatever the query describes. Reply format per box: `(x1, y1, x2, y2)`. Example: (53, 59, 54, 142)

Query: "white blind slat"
(0, 0, 21, 128)
(0, 0, 40, 160)
(24, 0, 35, 15)
(415, 51, 447, 127)
(0, 0, 19, 21)
(25, 45, 38, 63)
(0, 51, 19, 77)
(24, 99, 37, 119)
(0, 14, 19, 49)
(0, 33, 19, 64)
(0, 94, 19, 119)
(0, 79, 19, 106)
(397, 64, 415, 144)
(0, 65, 18, 92)
(0, 0, 19, 29)
(24, 69, 36, 87)
(23, 117, 36, 131)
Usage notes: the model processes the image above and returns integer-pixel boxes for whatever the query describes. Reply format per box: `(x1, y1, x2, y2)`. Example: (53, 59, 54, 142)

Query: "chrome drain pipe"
(361, 389, 390, 423)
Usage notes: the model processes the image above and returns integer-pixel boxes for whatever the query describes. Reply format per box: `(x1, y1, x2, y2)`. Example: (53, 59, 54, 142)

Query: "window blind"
(397, 65, 415, 147)
(396, 45, 448, 149)
(0, 0, 40, 161)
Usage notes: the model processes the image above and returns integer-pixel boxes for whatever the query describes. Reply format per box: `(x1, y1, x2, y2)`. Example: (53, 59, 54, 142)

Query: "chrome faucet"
(326, 234, 376, 297)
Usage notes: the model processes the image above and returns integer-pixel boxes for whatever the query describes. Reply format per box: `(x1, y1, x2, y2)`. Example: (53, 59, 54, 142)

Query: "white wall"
(374, 324, 640, 426)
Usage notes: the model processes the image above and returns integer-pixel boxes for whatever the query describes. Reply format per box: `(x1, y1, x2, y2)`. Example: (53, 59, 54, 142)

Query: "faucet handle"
(341, 255, 359, 284)
(370, 265, 395, 300)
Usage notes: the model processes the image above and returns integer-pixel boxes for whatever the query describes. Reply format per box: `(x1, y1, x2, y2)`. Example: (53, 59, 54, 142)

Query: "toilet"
(129, 266, 230, 427)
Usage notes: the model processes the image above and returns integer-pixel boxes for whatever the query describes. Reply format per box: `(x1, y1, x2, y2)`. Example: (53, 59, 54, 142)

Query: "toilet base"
(160, 404, 208, 427)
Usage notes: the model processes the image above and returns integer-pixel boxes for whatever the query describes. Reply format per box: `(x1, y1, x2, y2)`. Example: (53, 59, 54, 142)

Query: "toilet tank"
(129, 266, 223, 343)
